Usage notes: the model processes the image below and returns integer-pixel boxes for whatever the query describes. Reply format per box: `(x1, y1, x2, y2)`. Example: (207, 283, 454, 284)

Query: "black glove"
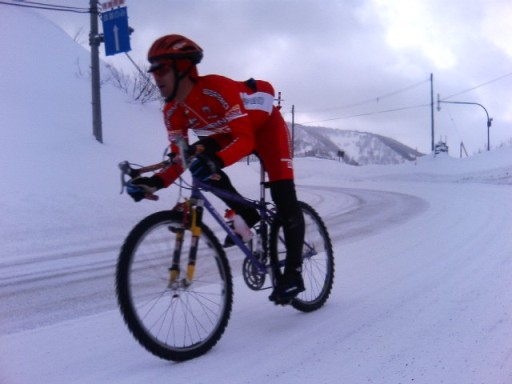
(189, 153, 224, 181)
(190, 137, 221, 155)
(126, 175, 165, 202)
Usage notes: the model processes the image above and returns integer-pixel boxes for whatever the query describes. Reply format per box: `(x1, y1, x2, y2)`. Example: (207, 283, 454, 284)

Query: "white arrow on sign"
(113, 25, 120, 52)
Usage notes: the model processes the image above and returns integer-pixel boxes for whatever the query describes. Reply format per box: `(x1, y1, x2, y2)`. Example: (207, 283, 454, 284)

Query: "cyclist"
(127, 34, 305, 304)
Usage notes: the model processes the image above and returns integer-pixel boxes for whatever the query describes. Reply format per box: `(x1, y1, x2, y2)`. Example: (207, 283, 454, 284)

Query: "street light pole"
(437, 94, 492, 151)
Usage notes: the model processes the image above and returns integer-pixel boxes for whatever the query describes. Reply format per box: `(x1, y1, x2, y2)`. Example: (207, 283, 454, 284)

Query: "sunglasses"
(148, 61, 174, 77)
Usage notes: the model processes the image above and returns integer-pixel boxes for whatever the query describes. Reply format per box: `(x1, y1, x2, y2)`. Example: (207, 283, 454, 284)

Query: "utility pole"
(460, 142, 468, 158)
(89, 0, 103, 143)
(291, 105, 295, 158)
(430, 73, 434, 152)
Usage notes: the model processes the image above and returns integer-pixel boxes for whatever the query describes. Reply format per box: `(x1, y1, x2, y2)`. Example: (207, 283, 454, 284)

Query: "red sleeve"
(204, 76, 255, 167)
(216, 116, 254, 166)
(152, 102, 189, 187)
(154, 162, 183, 188)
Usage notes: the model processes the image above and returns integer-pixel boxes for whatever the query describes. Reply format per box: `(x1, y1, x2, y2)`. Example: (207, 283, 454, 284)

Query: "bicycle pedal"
(273, 299, 292, 306)
(268, 291, 295, 306)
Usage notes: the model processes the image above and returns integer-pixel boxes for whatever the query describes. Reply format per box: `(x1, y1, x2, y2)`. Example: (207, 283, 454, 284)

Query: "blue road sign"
(102, 7, 131, 56)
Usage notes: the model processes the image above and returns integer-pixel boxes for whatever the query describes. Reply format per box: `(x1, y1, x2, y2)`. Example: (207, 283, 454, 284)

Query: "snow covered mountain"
(291, 123, 423, 165)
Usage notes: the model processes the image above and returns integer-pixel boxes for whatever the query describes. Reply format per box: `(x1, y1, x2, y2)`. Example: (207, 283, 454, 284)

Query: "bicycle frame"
(119, 137, 281, 280)
(189, 166, 276, 275)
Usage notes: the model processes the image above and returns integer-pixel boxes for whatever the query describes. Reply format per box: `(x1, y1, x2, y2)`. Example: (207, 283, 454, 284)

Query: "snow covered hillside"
(1, 6, 512, 384)
(293, 124, 423, 165)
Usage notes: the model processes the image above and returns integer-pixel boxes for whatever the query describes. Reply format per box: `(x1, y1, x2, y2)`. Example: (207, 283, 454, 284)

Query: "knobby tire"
(116, 210, 233, 362)
(270, 201, 335, 312)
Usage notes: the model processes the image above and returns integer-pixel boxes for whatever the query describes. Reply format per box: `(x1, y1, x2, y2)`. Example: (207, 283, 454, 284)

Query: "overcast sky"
(35, 0, 512, 155)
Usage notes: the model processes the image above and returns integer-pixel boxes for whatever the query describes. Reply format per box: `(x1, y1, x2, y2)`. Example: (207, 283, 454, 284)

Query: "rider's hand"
(189, 153, 224, 181)
(127, 175, 164, 202)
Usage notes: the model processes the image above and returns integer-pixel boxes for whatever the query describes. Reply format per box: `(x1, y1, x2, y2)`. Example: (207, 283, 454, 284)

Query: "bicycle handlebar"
(119, 136, 197, 201)
(119, 160, 171, 201)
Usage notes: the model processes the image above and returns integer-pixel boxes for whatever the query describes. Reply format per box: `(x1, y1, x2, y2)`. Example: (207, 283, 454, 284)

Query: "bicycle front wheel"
(270, 201, 335, 312)
(116, 210, 233, 361)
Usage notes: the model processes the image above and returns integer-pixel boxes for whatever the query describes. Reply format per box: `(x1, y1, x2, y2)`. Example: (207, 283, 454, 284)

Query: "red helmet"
(147, 34, 203, 64)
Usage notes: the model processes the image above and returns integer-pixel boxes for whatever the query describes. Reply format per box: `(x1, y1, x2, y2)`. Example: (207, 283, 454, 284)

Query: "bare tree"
(104, 63, 160, 104)
(72, 26, 87, 45)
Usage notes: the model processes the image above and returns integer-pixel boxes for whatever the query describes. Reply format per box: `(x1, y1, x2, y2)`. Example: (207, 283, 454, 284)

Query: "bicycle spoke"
(270, 202, 334, 312)
(116, 211, 233, 361)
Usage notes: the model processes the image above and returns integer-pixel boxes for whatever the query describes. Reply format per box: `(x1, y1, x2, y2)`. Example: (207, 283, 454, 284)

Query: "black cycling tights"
(209, 175, 305, 270)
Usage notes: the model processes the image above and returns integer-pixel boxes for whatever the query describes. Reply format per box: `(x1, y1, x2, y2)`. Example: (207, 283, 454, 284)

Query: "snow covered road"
(0, 184, 423, 334)
(2, 164, 512, 383)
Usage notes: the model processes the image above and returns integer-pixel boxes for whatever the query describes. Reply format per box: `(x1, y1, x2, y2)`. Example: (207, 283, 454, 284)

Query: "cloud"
(482, 1, 512, 58)
(37, 0, 512, 154)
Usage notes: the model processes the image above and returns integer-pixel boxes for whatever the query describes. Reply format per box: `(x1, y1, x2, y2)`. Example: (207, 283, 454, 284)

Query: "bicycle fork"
(168, 199, 203, 288)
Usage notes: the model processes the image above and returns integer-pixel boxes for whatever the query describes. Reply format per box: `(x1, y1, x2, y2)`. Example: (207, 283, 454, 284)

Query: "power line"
(299, 103, 431, 125)
(21, 0, 90, 10)
(0, 0, 91, 13)
(298, 70, 512, 126)
(300, 77, 430, 115)
(442, 71, 512, 100)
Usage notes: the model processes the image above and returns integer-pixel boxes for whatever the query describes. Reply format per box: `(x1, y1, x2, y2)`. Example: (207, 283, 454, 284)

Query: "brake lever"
(173, 137, 223, 182)
(119, 161, 129, 194)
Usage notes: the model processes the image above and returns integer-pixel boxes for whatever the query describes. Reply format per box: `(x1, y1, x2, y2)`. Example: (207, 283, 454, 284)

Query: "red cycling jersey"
(156, 74, 294, 186)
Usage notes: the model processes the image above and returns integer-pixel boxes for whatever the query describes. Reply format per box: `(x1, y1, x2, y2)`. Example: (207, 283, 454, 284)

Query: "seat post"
(259, 160, 267, 201)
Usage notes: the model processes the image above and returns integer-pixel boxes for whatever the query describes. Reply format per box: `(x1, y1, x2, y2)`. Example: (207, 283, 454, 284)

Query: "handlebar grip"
(129, 168, 141, 178)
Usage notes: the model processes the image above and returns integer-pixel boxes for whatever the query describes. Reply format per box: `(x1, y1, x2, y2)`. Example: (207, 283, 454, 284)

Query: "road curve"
(1, 186, 428, 334)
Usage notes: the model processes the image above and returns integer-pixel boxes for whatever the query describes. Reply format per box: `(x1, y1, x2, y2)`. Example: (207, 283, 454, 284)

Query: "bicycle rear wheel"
(270, 201, 334, 312)
(116, 210, 233, 361)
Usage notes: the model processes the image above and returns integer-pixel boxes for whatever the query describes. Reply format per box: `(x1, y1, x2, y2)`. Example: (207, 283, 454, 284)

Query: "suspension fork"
(186, 198, 203, 283)
(169, 227, 184, 286)
(168, 197, 203, 287)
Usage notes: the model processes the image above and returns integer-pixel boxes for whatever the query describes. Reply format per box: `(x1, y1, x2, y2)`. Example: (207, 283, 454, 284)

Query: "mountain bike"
(115, 140, 335, 361)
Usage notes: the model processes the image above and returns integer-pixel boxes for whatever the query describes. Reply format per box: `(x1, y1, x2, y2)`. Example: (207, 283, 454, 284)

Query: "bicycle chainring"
(242, 256, 266, 290)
